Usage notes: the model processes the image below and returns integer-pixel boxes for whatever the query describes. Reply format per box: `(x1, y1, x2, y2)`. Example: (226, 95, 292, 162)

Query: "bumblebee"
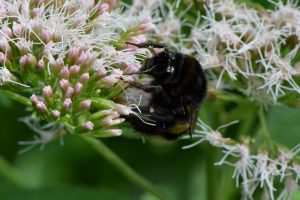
(124, 42, 207, 140)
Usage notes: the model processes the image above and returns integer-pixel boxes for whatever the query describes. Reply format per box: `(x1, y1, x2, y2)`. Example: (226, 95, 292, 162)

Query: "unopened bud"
(65, 86, 74, 98)
(84, 121, 94, 131)
(74, 82, 83, 95)
(79, 99, 92, 111)
(51, 110, 61, 118)
(42, 85, 53, 99)
(63, 98, 72, 109)
(60, 66, 70, 79)
(59, 79, 70, 92)
(69, 65, 80, 76)
(79, 73, 89, 84)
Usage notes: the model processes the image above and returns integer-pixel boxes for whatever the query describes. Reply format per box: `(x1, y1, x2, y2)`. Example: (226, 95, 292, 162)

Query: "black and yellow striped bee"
(124, 42, 207, 140)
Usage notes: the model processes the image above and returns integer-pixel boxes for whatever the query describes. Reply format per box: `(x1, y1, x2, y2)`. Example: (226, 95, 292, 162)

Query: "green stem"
(257, 106, 276, 154)
(0, 89, 31, 106)
(258, 106, 271, 141)
(80, 135, 170, 200)
(238, 105, 257, 136)
(0, 155, 29, 188)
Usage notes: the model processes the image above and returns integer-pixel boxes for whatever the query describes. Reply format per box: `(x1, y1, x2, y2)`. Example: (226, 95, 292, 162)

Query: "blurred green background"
(2, 93, 300, 200)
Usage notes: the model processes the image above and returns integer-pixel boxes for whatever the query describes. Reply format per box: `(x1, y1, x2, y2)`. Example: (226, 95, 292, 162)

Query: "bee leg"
(127, 81, 163, 93)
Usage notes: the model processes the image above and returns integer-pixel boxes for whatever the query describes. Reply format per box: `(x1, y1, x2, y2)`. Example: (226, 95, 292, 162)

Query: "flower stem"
(258, 107, 270, 139)
(257, 106, 276, 153)
(0, 89, 31, 106)
(80, 135, 170, 200)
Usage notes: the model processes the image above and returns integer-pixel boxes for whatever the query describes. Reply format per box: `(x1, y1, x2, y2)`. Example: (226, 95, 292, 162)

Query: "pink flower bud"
(50, 58, 64, 73)
(69, 65, 80, 76)
(101, 116, 113, 126)
(98, 3, 109, 14)
(74, 82, 83, 95)
(36, 101, 47, 112)
(63, 98, 72, 109)
(30, 94, 39, 104)
(84, 121, 94, 131)
(76, 51, 97, 66)
(60, 66, 70, 79)
(97, 66, 107, 77)
(79, 73, 89, 84)
(38, 59, 45, 70)
(109, 129, 122, 136)
(27, 54, 37, 68)
(68, 46, 82, 61)
(76, 52, 88, 65)
(65, 86, 74, 98)
(19, 55, 28, 69)
(42, 85, 53, 99)
(114, 104, 131, 115)
(12, 22, 23, 37)
(59, 79, 70, 92)
(79, 99, 92, 110)
(51, 110, 61, 118)
(41, 29, 53, 43)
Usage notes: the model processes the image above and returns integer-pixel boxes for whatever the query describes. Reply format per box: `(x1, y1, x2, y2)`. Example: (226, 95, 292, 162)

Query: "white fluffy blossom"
(184, 119, 300, 200)
(192, 0, 300, 102)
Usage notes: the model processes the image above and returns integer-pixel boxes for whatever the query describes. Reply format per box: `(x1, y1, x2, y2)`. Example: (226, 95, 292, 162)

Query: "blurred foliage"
(2, 91, 300, 199)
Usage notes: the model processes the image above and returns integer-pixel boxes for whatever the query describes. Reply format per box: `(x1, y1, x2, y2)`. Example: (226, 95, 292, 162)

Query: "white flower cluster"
(192, 0, 300, 102)
(0, 0, 158, 148)
(184, 119, 300, 200)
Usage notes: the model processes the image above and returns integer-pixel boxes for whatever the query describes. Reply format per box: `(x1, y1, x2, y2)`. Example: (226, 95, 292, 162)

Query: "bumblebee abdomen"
(172, 55, 207, 104)
(169, 122, 190, 135)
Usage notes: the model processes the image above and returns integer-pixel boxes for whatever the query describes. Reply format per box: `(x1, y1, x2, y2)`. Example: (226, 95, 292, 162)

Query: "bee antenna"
(126, 42, 159, 57)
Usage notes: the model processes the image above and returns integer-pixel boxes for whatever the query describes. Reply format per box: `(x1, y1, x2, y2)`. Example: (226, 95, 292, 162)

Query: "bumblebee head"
(124, 42, 177, 83)
(141, 50, 177, 83)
